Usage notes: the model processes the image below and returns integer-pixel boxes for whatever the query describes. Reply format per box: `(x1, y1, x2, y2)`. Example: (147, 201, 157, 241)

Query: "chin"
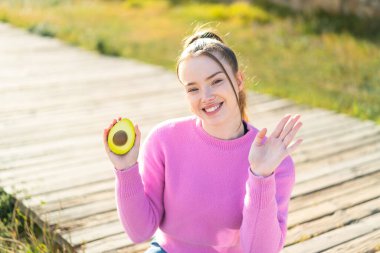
(201, 115, 226, 126)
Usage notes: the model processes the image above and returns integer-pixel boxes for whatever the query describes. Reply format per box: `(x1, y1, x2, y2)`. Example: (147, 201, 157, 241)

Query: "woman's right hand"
(103, 116, 141, 171)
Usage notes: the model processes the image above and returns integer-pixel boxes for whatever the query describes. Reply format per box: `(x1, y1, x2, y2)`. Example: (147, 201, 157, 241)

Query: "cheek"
(186, 96, 199, 111)
(190, 99, 198, 110)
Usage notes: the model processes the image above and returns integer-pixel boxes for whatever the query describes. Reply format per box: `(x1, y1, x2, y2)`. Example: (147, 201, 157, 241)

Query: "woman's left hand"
(248, 114, 303, 177)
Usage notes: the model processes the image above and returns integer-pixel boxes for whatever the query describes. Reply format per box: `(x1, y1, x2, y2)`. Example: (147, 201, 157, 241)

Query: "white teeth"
(205, 103, 221, 113)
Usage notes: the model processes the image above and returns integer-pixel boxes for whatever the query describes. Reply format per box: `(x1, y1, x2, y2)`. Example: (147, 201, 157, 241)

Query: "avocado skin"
(108, 118, 135, 155)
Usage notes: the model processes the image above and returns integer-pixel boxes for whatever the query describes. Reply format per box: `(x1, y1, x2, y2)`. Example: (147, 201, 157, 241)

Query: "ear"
(236, 70, 244, 92)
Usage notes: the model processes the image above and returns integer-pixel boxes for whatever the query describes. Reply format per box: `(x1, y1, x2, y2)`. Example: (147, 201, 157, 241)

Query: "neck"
(202, 118, 245, 140)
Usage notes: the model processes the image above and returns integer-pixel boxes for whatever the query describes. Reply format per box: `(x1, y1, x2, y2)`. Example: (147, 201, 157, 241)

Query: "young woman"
(103, 27, 303, 253)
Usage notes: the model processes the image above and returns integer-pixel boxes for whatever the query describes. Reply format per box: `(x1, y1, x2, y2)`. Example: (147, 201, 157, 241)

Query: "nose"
(201, 87, 216, 103)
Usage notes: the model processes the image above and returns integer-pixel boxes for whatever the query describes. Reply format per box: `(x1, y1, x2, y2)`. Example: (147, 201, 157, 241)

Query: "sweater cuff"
(114, 162, 144, 198)
(247, 166, 276, 209)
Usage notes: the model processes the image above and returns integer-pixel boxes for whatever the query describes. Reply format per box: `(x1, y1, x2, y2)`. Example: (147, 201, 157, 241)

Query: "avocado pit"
(113, 130, 128, 146)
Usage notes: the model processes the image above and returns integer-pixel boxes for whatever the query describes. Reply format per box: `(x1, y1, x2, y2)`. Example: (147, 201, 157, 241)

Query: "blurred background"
(0, 0, 379, 252)
(0, 0, 379, 124)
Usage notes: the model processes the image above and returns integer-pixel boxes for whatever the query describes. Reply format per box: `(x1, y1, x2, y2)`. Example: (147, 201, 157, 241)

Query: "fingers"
(287, 138, 303, 154)
(254, 127, 267, 146)
(134, 124, 141, 146)
(283, 120, 303, 147)
(103, 128, 111, 152)
(103, 117, 122, 152)
(279, 114, 301, 141)
(269, 114, 292, 139)
(135, 124, 140, 135)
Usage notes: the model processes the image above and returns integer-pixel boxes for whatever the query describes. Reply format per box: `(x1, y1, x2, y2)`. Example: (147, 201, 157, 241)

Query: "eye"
(187, 79, 222, 93)
(187, 88, 198, 93)
(212, 79, 222, 85)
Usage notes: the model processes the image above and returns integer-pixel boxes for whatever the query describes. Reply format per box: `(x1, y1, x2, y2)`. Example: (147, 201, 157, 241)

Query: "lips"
(202, 102, 223, 111)
(202, 102, 224, 114)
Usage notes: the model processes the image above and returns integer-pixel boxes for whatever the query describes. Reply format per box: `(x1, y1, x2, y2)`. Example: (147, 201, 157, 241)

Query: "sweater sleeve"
(113, 127, 165, 243)
(240, 154, 296, 253)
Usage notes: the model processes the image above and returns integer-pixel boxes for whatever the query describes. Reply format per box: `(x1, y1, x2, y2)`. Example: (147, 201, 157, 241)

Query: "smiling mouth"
(202, 102, 224, 113)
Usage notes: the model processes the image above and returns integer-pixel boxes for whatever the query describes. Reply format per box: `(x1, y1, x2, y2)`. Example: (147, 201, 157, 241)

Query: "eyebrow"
(185, 71, 223, 86)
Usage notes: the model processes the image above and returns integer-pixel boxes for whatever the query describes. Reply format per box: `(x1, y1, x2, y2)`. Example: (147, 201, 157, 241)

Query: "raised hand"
(248, 114, 303, 177)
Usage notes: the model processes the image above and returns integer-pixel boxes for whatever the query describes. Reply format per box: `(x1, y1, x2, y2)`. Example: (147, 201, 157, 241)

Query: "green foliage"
(301, 11, 380, 42)
(253, 0, 380, 41)
(122, 0, 158, 8)
(167, 0, 231, 6)
(174, 2, 272, 24)
(96, 38, 121, 56)
(7, 0, 71, 7)
(28, 22, 56, 37)
(0, 189, 71, 252)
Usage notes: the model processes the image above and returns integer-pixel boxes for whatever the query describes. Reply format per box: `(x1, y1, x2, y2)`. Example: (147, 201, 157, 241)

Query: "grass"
(0, 188, 73, 252)
(0, 0, 379, 125)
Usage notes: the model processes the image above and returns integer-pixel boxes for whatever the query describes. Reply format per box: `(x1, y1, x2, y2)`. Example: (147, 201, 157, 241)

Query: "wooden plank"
(2, 158, 109, 190)
(61, 220, 124, 247)
(293, 125, 380, 165)
(297, 120, 379, 153)
(0, 120, 159, 173)
(0, 50, 98, 65)
(295, 138, 380, 183)
(0, 36, 64, 52)
(0, 62, 159, 91)
(0, 97, 187, 152)
(6, 162, 112, 199)
(289, 170, 380, 212)
(295, 158, 380, 199)
(2, 89, 188, 137)
(0, 77, 181, 115)
(78, 233, 151, 253)
(23, 179, 114, 211)
(0, 72, 174, 106)
(0, 92, 185, 129)
(1, 155, 103, 181)
(0, 109, 181, 160)
(0, 62, 163, 91)
(293, 153, 380, 197)
(286, 197, 380, 246)
(44, 198, 116, 227)
(289, 178, 380, 228)
(282, 212, 380, 253)
(51, 209, 118, 233)
(34, 187, 113, 219)
(296, 118, 375, 146)
(322, 229, 380, 253)
(294, 132, 380, 177)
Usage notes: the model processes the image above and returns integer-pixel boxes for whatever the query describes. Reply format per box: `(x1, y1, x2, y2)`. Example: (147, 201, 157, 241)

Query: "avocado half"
(107, 118, 136, 155)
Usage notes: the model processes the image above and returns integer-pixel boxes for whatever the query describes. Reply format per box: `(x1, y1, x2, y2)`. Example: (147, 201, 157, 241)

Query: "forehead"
(178, 54, 229, 84)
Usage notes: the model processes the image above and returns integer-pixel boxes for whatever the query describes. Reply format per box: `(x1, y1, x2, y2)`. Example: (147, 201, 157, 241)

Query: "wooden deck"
(0, 22, 379, 253)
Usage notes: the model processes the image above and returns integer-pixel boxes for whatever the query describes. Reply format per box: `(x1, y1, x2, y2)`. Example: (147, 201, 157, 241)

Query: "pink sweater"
(113, 115, 295, 253)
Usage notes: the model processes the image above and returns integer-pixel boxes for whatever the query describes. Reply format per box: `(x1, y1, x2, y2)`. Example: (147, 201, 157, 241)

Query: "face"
(178, 54, 244, 127)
